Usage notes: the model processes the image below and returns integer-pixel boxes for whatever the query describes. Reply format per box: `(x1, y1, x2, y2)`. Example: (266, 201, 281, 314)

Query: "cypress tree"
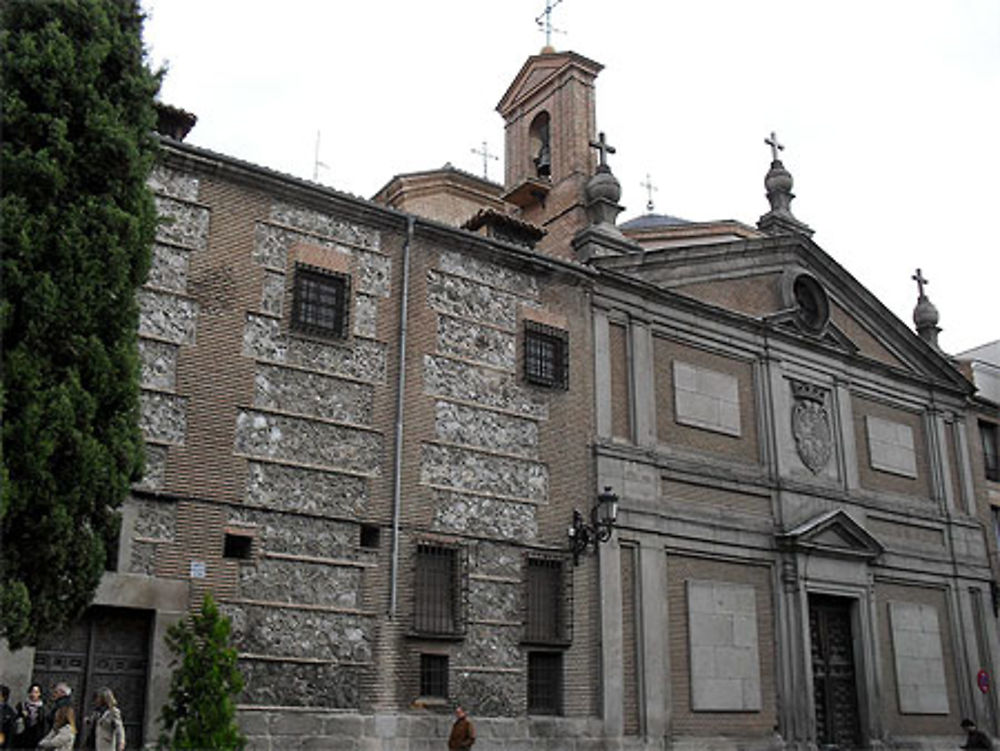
(158, 594, 246, 751)
(0, 0, 160, 647)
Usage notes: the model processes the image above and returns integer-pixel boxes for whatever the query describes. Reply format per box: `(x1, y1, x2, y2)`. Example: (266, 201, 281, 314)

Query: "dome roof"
(619, 213, 692, 231)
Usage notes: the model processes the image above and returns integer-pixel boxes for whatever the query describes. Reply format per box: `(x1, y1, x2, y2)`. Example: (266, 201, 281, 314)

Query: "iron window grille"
(527, 651, 563, 715)
(981, 421, 999, 482)
(291, 263, 350, 339)
(413, 542, 466, 637)
(523, 554, 572, 645)
(524, 320, 569, 389)
(419, 653, 449, 699)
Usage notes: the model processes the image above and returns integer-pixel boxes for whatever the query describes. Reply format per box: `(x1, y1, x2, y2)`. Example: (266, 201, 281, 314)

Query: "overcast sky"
(143, 0, 998, 356)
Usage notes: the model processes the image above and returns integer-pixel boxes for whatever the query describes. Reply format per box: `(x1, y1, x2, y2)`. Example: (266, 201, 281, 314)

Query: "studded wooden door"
(809, 595, 862, 750)
(32, 606, 151, 749)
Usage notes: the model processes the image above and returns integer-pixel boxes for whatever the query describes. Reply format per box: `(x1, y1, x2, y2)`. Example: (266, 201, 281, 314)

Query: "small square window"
(528, 652, 562, 715)
(524, 321, 569, 389)
(291, 264, 350, 339)
(223, 533, 253, 560)
(360, 524, 380, 549)
(420, 653, 449, 699)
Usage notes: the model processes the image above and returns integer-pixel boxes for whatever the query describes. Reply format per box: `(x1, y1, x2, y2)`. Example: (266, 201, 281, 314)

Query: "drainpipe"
(389, 215, 414, 618)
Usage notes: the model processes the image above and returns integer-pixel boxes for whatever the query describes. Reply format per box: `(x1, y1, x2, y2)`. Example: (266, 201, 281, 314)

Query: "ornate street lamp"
(568, 486, 619, 566)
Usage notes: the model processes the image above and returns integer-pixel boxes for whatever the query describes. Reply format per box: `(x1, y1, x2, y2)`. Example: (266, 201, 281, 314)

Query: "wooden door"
(33, 606, 151, 748)
(809, 594, 862, 750)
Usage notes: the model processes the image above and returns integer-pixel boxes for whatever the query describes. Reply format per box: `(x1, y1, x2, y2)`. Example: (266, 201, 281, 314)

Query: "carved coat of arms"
(791, 382, 833, 473)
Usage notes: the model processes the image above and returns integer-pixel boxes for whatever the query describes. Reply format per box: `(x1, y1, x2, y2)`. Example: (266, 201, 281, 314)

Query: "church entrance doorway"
(809, 594, 862, 750)
(32, 606, 152, 748)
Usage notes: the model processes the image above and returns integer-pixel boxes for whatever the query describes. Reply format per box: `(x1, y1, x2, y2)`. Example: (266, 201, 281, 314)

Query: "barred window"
(524, 321, 569, 389)
(414, 544, 459, 635)
(528, 652, 563, 715)
(419, 654, 449, 698)
(291, 264, 350, 339)
(982, 421, 999, 482)
(525, 557, 566, 644)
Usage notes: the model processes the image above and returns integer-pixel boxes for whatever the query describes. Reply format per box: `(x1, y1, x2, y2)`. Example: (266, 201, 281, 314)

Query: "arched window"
(529, 111, 551, 178)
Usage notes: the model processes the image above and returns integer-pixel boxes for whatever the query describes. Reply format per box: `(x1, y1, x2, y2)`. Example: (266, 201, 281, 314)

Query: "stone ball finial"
(585, 169, 621, 206)
(765, 160, 793, 197)
(913, 295, 939, 328)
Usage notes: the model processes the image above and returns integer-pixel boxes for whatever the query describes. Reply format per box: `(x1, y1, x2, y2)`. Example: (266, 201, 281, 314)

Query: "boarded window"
(415, 544, 458, 635)
(528, 652, 563, 714)
(291, 263, 350, 339)
(419, 653, 449, 698)
(866, 415, 917, 478)
(888, 602, 950, 714)
(524, 321, 569, 389)
(673, 360, 741, 436)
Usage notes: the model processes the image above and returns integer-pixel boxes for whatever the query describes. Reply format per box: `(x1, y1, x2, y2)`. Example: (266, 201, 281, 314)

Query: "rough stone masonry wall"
(413, 250, 553, 716)
(126, 165, 206, 574)
(224, 200, 390, 710)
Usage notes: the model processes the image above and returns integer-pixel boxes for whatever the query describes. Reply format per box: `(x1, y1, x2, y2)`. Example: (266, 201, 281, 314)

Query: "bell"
(534, 144, 551, 177)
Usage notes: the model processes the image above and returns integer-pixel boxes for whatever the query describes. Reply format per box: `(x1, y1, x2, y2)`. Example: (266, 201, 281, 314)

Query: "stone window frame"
(527, 650, 563, 715)
(290, 262, 351, 340)
(523, 320, 569, 390)
(410, 541, 468, 640)
(522, 552, 573, 646)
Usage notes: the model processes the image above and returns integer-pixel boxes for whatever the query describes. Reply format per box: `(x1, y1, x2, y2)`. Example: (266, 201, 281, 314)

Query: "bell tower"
(496, 51, 603, 255)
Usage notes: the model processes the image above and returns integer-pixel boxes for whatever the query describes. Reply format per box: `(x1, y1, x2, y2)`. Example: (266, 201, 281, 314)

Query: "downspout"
(389, 215, 415, 618)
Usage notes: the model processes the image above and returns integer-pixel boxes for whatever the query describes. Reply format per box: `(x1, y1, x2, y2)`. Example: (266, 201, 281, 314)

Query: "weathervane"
(470, 141, 499, 180)
(765, 131, 784, 162)
(536, 0, 564, 49)
(640, 173, 658, 212)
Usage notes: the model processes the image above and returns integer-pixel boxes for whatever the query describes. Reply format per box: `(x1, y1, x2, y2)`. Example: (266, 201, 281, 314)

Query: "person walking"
(12, 683, 46, 749)
(36, 704, 75, 751)
(960, 718, 992, 749)
(83, 688, 125, 751)
(447, 705, 475, 750)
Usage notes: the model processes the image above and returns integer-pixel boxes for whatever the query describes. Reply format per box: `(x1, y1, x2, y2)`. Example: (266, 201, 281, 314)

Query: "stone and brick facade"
(5, 46, 999, 751)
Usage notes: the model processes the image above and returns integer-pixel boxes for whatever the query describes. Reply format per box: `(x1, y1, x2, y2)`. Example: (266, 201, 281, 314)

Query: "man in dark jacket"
(447, 705, 475, 750)
(961, 718, 993, 750)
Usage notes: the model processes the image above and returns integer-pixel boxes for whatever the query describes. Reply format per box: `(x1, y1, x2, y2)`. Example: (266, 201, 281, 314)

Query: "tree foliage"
(0, 0, 160, 647)
(158, 594, 246, 751)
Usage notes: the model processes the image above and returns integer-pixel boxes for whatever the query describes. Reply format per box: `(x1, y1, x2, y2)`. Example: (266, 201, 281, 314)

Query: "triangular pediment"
(778, 510, 884, 561)
(497, 51, 603, 115)
(593, 233, 972, 392)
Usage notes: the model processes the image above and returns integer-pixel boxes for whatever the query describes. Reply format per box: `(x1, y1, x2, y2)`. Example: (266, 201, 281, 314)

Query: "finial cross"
(589, 132, 616, 170)
(765, 131, 784, 162)
(470, 140, 499, 180)
(912, 268, 929, 298)
(640, 173, 658, 212)
(536, 0, 564, 48)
